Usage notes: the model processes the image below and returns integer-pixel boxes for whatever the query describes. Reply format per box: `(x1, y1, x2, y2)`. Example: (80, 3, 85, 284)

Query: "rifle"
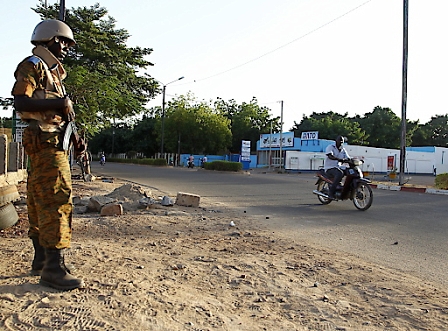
(49, 64, 86, 155)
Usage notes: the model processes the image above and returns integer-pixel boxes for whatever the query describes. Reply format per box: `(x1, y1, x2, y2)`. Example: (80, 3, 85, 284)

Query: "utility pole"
(269, 121, 272, 171)
(58, 0, 66, 21)
(161, 84, 166, 155)
(160, 76, 184, 155)
(279, 100, 284, 171)
(399, 0, 409, 185)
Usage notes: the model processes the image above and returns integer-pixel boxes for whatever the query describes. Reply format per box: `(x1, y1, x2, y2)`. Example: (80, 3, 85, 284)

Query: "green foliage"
(88, 114, 158, 155)
(87, 123, 131, 154)
(126, 115, 159, 156)
(106, 157, 167, 166)
(215, 97, 280, 153)
(0, 117, 13, 128)
(204, 161, 242, 172)
(355, 106, 402, 148)
(291, 107, 429, 149)
(435, 173, 448, 190)
(0, 97, 13, 110)
(412, 115, 448, 147)
(291, 111, 367, 144)
(162, 93, 232, 154)
(126, 151, 138, 159)
(33, 3, 158, 138)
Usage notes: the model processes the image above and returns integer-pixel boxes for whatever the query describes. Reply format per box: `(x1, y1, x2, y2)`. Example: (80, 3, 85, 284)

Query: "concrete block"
(88, 196, 116, 212)
(175, 192, 200, 207)
(100, 203, 123, 216)
(8, 142, 19, 172)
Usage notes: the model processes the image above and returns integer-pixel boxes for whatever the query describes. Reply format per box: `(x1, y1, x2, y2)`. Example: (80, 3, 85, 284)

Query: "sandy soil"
(0, 177, 447, 331)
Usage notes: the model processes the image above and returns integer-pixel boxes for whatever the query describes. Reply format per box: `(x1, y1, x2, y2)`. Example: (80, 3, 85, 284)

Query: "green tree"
(128, 114, 159, 157)
(0, 97, 13, 110)
(162, 94, 232, 154)
(215, 97, 280, 152)
(33, 3, 159, 138)
(412, 115, 448, 147)
(291, 111, 368, 145)
(88, 122, 134, 155)
(357, 106, 416, 148)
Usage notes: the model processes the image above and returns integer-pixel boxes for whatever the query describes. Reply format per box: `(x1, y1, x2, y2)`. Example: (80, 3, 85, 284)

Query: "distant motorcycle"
(313, 158, 373, 211)
(187, 160, 194, 168)
(99, 156, 106, 166)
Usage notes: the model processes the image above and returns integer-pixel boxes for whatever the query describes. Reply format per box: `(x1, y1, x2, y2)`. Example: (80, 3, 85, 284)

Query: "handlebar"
(340, 158, 364, 166)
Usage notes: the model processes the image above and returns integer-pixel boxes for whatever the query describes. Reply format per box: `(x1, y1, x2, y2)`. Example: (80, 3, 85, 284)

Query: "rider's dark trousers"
(326, 167, 344, 197)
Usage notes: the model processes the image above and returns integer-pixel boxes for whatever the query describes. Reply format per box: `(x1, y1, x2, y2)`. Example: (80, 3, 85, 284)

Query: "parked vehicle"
(313, 158, 373, 211)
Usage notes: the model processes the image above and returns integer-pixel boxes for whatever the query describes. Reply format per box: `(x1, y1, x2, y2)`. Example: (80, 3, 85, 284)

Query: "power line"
(193, 0, 373, 83)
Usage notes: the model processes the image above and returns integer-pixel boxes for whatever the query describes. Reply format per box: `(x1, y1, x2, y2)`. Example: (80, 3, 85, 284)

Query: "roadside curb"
(425, 188, 448, 196)
(371, 183, 448, 195)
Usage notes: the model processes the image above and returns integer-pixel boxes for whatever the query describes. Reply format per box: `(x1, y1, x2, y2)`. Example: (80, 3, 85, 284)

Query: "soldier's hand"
(62, 97, 76, 122)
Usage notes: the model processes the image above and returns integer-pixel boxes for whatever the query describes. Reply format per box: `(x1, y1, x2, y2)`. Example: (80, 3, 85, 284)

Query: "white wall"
(285, 145, 448, 174)
(433, 148, 448, 174)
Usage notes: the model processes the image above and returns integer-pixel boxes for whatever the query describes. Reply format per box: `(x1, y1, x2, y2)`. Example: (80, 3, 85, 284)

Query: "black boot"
(30, 238, 76, 275)
(40, 248, 85, 290)
(30, 237, 45, 275)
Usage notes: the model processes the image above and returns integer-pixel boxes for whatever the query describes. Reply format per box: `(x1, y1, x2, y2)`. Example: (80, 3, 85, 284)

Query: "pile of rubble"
(73, 182, 201, 216)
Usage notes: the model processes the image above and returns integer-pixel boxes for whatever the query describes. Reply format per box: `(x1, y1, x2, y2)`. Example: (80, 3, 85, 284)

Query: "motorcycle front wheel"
(353, 183, 373, 211)
(317, 180, 332, 205)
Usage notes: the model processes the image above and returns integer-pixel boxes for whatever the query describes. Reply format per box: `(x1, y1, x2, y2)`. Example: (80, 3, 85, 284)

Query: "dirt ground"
(0, 176, 447, 331)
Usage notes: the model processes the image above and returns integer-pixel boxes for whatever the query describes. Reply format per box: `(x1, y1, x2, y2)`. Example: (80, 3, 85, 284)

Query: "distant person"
(188, 154, 194, 168)
(100, 152, 106, 166)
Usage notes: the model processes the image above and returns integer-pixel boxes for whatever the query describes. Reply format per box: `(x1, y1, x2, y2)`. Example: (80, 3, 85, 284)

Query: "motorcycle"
(187, 160, 194, 168)
(313, 158, 373, 211)
(99, 156, 106, 166)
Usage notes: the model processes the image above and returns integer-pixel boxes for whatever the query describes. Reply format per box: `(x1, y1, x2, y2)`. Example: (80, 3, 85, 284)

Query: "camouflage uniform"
(11, 45, 72, 249)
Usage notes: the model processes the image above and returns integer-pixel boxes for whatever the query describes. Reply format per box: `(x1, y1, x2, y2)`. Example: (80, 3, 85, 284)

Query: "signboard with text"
(259, 132, 294, 148)
(300, 131, 319, 140)
(241, 140, 251, 161)
(387, 155, 395, 171)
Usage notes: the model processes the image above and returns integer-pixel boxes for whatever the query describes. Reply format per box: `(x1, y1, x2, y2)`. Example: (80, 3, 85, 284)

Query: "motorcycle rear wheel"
(317, 180, 332, 205)
(353, 183, 373, 211)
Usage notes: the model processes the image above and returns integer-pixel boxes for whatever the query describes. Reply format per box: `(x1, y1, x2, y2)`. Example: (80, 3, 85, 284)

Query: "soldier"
(11, 19, 85, 290)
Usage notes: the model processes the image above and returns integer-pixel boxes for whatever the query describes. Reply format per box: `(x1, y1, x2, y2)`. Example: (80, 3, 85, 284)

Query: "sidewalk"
(369, 174, 448, 195)
(369, 173, 435, 187)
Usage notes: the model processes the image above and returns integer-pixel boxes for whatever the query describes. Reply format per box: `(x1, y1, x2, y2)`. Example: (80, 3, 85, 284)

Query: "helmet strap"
(47, 38, 56, 47)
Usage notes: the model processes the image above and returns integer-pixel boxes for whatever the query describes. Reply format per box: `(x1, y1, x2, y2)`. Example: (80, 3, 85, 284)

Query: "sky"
(1, 0, 447, 131)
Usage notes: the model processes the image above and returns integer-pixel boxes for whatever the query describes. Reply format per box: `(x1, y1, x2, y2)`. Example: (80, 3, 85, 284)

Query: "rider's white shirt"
(324, 144, 350, 170)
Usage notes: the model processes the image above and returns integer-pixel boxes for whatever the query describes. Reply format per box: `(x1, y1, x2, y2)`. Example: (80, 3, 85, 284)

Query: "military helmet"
(31, 19, 75, 46)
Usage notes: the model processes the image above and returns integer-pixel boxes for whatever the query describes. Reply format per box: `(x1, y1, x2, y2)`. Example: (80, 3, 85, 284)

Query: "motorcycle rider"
(324, 135, 350, 199)
(100, 152, 106, 165)
(188, 154, 194, 168)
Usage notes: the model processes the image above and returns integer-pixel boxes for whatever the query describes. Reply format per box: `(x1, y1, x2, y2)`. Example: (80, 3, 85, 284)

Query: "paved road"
(91, 163, 448, 287)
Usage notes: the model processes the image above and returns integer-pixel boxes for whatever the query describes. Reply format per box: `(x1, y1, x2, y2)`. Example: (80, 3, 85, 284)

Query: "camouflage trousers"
(23, 124, 73, 249)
